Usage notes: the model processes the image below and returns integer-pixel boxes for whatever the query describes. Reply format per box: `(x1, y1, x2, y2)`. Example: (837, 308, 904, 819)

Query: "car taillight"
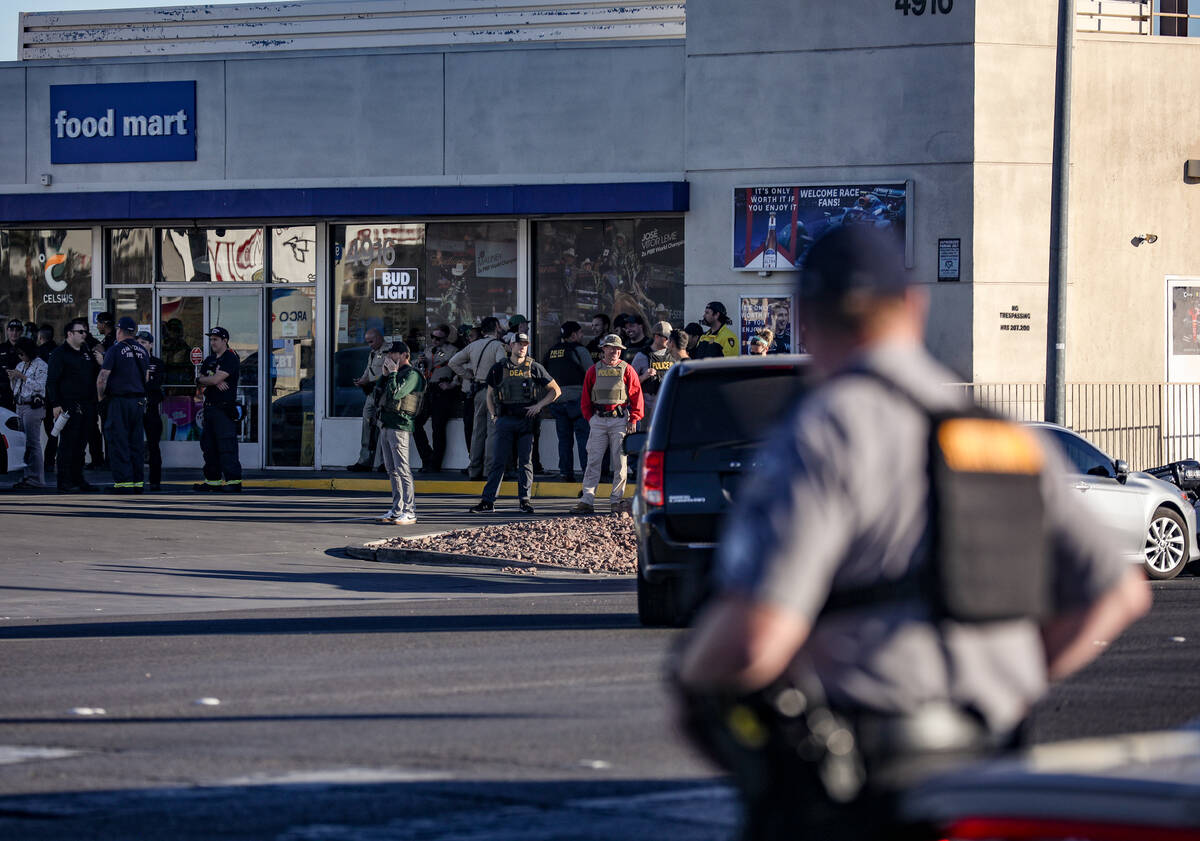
(641, 449, 664, 506)
(944, 816, 1200, 841)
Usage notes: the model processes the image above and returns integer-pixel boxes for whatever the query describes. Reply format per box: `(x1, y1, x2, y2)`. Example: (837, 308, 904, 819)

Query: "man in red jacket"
(572, 333, 644, 514)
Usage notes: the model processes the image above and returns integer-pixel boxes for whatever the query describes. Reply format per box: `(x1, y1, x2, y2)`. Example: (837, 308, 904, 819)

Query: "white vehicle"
(1031, 422, 1199, 580)
(0, 406, 27, 475)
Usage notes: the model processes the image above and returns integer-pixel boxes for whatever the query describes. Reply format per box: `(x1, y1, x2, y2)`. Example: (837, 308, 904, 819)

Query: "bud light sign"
(373, 268, 420, 304)
(50, 81, 196, 164)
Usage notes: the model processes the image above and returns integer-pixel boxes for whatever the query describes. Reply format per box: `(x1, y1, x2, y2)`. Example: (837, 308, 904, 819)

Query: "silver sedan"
(1031, 422, 1199, 580)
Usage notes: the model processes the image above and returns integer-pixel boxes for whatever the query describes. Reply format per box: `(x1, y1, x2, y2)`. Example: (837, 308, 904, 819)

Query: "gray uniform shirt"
(716, 341, 1126, 735)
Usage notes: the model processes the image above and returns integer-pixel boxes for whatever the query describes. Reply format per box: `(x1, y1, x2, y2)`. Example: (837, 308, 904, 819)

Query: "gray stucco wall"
(7, 41, 685, 193)
(682, 0, 977, 378)
(0, 68, 25, 185)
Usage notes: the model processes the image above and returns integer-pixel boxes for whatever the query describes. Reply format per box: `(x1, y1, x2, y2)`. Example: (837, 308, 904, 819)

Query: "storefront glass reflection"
(0, 229, 93, 342)
(160, 227, 265, 282)
(533, 218, 684, 352)
(109, 228, 153, 285)
(268, 286, 315, 466)
(271, 226, 317, 284)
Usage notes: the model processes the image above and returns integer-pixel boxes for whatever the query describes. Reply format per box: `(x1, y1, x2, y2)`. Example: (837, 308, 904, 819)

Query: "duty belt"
(595, 406, 627, 418)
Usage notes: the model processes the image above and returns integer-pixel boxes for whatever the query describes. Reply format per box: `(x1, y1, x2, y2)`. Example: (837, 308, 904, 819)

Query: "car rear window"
(664, 367, 805, 447)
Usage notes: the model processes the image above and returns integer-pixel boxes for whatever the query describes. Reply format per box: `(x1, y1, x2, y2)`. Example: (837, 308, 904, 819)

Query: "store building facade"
(3, 0, 1199, 470)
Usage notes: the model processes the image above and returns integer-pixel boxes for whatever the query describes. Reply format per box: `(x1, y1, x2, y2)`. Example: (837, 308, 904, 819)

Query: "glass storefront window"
(271, 226, 317, 284)
(330, 223, 426, 417)
(425, 221, 519, 334)
(268, 286, 316, 466)
(533, 218, 684, 352)
(109, 228, 153, 285)
(0, 229, 93, 343)
(108, 287, 153, 334)
(329, 221, 520, 417)
(159, 227, 265, 283)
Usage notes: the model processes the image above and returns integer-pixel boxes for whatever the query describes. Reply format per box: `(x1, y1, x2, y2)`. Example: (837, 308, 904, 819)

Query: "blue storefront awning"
(0, 181, 689, 224)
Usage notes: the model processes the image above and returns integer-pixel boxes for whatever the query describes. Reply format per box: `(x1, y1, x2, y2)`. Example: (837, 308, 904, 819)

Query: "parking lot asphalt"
(0, 487, 603, 621)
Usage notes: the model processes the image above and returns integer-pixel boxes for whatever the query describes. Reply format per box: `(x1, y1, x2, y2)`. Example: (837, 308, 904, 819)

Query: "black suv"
(626, 355, 809, 626)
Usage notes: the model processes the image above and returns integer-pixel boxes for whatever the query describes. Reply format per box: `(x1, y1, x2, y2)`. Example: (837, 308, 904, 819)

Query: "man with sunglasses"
(46, 319, 100, 493)
(411, 324, 459, 474)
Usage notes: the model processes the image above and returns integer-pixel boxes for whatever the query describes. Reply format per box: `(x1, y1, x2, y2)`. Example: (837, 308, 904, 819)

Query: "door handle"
(1074, 482, 1090, 491)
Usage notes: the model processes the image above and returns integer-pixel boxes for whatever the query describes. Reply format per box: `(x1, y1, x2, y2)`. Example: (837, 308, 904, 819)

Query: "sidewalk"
(43, 466, 637, 499)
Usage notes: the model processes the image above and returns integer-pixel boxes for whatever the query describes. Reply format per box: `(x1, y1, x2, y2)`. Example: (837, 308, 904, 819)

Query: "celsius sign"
(50, 81, 197, 164)
(373, 268, 420, 304)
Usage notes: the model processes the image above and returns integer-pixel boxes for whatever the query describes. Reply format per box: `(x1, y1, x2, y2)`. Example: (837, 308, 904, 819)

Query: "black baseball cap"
(96, 311, 114, 325)
(798, 225, 909, 303)
(386, 340, 410, 354)
(116, 316, 137, 332)
(560, 321, 582, 336)
(136, 330, 154, 343)
(6, 319, 21, 330)
(206, 326, 230, 340)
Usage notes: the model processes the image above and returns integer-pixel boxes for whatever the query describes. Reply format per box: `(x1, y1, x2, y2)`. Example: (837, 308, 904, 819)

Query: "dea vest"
(642, 348, 674, 395)
(544, 340, 587, 387)
(497, 358, 539, 405)
(591, 360, 629, 405)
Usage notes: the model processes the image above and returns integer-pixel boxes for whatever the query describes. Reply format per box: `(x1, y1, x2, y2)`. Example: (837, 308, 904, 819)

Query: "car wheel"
(637, 573, 686, 627)
(1144, 506, 1189, 581)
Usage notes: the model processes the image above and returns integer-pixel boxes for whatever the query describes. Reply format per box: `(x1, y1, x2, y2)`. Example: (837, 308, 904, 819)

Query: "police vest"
(544, 340, 587, 387)
(642, 348, 674, 395)
(591, 361, 628, 405)
(427, 345, 456, 384)
(497, 359, 538, 405)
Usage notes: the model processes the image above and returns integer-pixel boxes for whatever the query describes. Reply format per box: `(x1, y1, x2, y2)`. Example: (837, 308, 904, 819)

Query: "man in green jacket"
(376, 340, 426, 525)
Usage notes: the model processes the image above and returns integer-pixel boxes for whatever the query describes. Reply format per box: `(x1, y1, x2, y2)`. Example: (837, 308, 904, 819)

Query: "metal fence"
(948, 382, 1200, 470)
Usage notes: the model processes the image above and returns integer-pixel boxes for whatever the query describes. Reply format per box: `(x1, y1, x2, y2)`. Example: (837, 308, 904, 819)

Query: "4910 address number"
(896, 0, 953, 15)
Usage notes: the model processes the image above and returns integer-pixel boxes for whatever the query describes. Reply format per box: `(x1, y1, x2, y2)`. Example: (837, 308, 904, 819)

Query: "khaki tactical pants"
(580, 414, 628, 506)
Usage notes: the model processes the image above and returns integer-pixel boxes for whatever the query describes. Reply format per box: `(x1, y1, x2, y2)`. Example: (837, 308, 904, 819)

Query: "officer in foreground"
(675, 225, 1151, 840)
(194, 326, 243, 493)
(96, 316, 150, 494)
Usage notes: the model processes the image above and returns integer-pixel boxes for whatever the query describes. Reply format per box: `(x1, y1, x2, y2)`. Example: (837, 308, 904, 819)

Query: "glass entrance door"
(157, 289, 262, 469)
(267, 287, 316, 466)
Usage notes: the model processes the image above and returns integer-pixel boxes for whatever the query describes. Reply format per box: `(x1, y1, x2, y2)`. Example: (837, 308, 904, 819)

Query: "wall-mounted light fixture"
(1186, 160, 1200, 180)
(1131, 233, 1158, 247)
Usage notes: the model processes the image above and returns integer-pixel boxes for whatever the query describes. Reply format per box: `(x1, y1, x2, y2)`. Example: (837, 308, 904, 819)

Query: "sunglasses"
(431, 334, 447, 340)
(69, 328, 87, 334)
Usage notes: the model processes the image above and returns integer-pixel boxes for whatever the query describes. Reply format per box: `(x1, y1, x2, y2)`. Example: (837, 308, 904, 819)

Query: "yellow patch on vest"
(937, 418, 1044, 474)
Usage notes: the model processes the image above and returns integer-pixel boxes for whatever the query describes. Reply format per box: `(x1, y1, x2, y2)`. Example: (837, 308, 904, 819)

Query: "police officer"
(676, 226, 1151, 840)
(137, 331, 165, 491)
(469, 332, 560, 514)
(96, 316, 150, 494)
(542, 321, 593, 482)
(0, 318, 21, 411)
(632, 320, 675, 421)
(571, 334, 644, 515)
(696, 301, 738, 358)
(46, 318, 100, 494)
(194, 326, 243, 493)
(412, 323, 460, 474)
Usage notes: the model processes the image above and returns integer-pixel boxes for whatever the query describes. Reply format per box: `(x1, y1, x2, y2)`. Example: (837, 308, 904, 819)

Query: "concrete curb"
(156, 478, 635, 498)
(348, 539, 603, 574)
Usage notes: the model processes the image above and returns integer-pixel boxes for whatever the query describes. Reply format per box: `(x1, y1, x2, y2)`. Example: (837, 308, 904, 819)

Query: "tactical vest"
(591, 360, 628, 405)
(498, 359, 538, 405)
(643, 348, 674, 395)
(384, 367, 424, 416)
(544, 340, 586, 387)
(428, 345, 456, 384)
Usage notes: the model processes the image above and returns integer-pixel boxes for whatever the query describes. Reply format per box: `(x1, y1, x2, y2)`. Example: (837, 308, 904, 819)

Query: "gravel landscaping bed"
(376, 513, 638, 574)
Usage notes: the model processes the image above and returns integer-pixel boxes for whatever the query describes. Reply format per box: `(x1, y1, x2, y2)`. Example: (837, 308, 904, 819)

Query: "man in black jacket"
(46, 318, 100, 493)
(0, 319, 21, 411)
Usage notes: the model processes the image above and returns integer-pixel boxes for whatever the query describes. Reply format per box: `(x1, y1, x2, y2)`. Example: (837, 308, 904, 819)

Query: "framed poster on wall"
(732, 181, 913, 271)
(739, 294, 798, 355)
(1166, 277, 1200, 381)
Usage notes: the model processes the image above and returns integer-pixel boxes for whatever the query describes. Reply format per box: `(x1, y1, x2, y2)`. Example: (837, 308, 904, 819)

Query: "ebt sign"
(50, 81, 196, 164)
(373, 268, 420, 304)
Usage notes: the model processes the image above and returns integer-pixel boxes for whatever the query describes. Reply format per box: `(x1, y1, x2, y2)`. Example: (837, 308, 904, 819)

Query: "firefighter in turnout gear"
(572, 334, 644, 514)
(469, 333, 560, 514)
